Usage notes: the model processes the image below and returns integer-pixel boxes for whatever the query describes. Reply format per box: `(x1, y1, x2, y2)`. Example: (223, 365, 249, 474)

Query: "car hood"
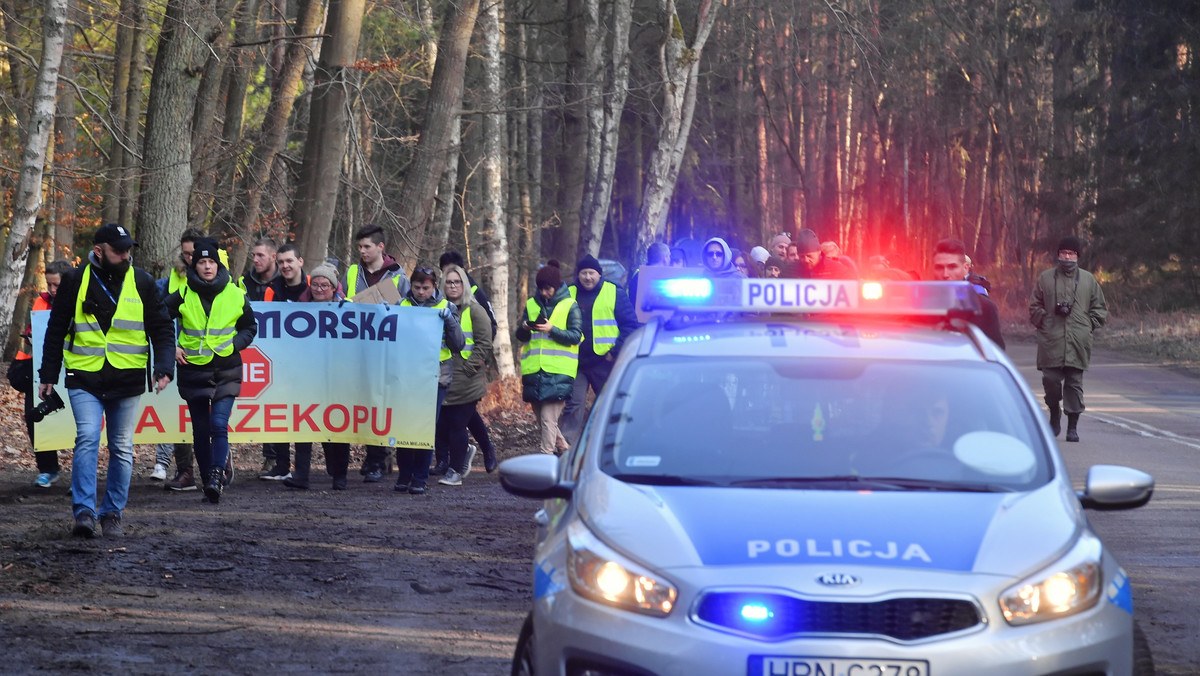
(578, 473, 1082, 576)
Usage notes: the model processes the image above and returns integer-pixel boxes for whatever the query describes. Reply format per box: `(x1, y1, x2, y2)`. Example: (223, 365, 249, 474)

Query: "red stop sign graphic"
(239, 346, 273, 399)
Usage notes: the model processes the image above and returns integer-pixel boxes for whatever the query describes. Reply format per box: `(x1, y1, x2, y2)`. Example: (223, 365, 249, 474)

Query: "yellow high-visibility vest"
(346, 264, 401, 296)
(65, 267, 149, 371)
(459, 304, 474, 359)
(178, 284, 244, 365)
(520, 297, 580, 377)
(401, 297, 452, 362)
(569, 281, 619, 355)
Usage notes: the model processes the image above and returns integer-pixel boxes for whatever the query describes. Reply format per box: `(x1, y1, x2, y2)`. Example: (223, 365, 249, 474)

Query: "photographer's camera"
(31, 389, 65, 423)
(1054, 301, 1074, 317)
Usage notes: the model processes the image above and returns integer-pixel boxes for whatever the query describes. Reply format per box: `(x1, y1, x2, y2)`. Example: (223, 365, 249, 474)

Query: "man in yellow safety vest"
(38, 223, 176, 539)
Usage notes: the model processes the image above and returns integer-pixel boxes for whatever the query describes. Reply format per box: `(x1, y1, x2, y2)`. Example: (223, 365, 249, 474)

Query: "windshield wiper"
(729, 475, 1014, 493)
(730, 475, 904, 490)
(612, 473, 725, 487)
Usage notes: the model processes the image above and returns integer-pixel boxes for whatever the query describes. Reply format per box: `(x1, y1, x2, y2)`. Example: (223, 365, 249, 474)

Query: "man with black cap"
(38, 223, 176, 538)
(794, 229, 856, 279)
(561, 254, 638, 445)
(1028, 235, 1108, 442)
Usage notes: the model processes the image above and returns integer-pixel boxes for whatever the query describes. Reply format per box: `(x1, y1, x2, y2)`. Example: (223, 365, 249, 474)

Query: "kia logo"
(817, 573, 860, 587)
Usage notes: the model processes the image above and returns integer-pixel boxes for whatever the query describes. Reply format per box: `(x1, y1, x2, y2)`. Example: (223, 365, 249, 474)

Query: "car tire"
(511, 612, 535, 676)
(1133, 620, 1155, 676)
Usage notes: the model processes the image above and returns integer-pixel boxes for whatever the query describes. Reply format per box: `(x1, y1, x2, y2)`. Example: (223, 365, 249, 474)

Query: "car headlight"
(567, 521, 677, 616)
(999, 533, 1102, 625)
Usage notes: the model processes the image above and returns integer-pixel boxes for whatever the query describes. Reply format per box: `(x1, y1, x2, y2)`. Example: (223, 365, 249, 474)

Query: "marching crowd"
(11, 223, 1105, 539)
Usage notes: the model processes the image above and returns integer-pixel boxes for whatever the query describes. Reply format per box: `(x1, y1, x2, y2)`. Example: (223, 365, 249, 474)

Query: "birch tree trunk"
(393, 0, 480, 261)
(0, 0, 67, 356)
(137, 0, 220, 276)
(292, 0, 366, 263)
(577, 0, 633, 259)
(118, 1, 148, 230)
(100, 0, 135, 224)
(632, 0, 719, 265)
(480, 0, 515, 378)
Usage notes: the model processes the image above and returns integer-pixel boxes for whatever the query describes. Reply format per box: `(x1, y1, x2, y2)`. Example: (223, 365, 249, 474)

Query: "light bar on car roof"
(637, 270, 981, 318)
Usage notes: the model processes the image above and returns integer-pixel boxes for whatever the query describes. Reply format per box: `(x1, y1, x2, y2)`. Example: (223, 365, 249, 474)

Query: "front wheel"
(511, 613, 535, 676)
(1133, 620, 1155, 676)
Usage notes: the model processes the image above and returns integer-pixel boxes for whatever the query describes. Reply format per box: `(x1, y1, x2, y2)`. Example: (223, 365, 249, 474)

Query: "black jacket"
(167, 268, 258, 401)
(40, 254, 175, 399)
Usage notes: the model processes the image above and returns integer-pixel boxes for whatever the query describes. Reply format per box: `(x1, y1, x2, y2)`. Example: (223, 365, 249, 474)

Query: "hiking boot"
(1065, 413, 1080, 442)
(408, 483, 427, 495)
(34, 472, 59, 488)
(331, 475, 347, 491)
(167, 469, 197, 491)
(393, 480, 410, 492)
(1048, 405, 1062, 437)
(72, 513, 97, 538)
(462, 445, 478, 478)
(99, 513, 124, 538)
(150, 463, 168, 481)
(438, 469, 463, 486)
(283, 477, 309, 489)
(203, 469, 223, 503)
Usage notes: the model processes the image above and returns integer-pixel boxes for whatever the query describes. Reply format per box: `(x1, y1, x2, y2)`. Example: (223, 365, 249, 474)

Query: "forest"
(1, 0, 1198, 374)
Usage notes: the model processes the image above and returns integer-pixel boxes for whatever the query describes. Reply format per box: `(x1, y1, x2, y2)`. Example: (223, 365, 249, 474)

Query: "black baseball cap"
(94, 223, 137, 249)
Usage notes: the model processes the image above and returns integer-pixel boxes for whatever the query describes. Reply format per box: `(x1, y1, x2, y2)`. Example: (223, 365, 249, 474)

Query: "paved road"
(1008, 342, 1200, 675)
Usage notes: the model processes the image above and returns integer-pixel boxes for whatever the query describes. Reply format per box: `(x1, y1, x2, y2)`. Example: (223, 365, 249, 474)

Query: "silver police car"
(501, 276, 1154, 676)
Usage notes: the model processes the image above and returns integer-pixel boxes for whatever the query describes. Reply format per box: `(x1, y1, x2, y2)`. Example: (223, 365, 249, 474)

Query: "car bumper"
(533, 592, 1133, 676)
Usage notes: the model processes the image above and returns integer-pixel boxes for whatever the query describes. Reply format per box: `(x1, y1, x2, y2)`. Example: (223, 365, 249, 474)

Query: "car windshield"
(601, 357, 1050, 491)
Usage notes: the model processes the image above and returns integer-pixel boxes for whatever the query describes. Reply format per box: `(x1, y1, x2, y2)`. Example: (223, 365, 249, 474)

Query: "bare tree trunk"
(220, 0, 323, 273)
(51, 0, 76, 256)
(394, 0, 481, 261)
(118, 0, 148, 230)
(577, 0, 633, 259)
(101, 0, 135, 224)
(0, 0, 67, 357)
(632, 0, 719, 264)
(291, 0, 365, 262)
(211, 0, 262, 257)
(423, 115, 461, 263)
(480, 0, 515, 378)
(137, 0, 220, 277)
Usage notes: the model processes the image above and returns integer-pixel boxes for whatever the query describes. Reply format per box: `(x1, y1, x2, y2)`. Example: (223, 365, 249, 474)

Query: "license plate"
(748, 655, 929, 676)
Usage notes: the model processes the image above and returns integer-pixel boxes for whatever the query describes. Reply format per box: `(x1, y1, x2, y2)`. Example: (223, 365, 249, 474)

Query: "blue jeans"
(68, 389, 140, 519)
(187, 396, 235, 478)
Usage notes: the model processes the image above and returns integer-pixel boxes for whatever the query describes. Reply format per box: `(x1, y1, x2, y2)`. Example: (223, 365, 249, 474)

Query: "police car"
(500, 272, 1155, 676)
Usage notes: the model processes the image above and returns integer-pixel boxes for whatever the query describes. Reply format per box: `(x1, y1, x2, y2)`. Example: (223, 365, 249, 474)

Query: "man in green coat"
(1028, 236, 1108, 442)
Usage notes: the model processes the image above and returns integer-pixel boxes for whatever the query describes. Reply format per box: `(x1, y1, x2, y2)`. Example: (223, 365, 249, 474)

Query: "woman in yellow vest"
(515, 260, 584, 455)
(434, 264, 494, 486)
(165, 239, 257, 503)
(394, 266, 465, 494)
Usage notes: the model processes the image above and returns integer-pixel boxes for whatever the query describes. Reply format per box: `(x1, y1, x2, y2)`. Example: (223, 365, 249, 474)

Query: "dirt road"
(0, 424, 538, 674)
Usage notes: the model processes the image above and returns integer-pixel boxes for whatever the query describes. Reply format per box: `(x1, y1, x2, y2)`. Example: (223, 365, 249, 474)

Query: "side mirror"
(1077, 465, 1154, 510)
(499, 454, 574, 500)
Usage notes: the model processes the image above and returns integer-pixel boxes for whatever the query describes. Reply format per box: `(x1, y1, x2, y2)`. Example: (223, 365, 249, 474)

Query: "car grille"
(693, 591, 982, 641)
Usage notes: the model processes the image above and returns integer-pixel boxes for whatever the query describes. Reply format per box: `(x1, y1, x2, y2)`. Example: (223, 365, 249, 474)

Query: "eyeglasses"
(311, 282, 333, 291)
(445, 279, 463, 287)
(705, 250, 723, 258)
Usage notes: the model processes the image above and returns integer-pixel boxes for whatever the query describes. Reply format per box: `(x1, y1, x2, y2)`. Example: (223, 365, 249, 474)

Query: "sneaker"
(483, 446, 498, 473)
(331, 475, 347, 491)
(430, 461, 450, 477)
(462, 445, 478, 478)
(99, 513, 124, 538)
(34, 472, 59, 488)
(363, 468, 384, 483)
(393, 480, 410, 492)
(167, 469, 197, 491)
(259, 467, 291, 481)
(282, 477, 309, 489)
(438, 469, 463, 486)
(72, 513, 97, 538)
(260, 457, 276, 473)
(150, 463, 168, 481)
(408, 483, 427, 495)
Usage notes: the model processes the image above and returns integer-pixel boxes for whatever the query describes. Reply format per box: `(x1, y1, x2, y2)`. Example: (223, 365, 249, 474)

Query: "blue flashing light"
(671, 334, 711, 343)
(740, 603, 773, 622)
(657, 277, 713, 300)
